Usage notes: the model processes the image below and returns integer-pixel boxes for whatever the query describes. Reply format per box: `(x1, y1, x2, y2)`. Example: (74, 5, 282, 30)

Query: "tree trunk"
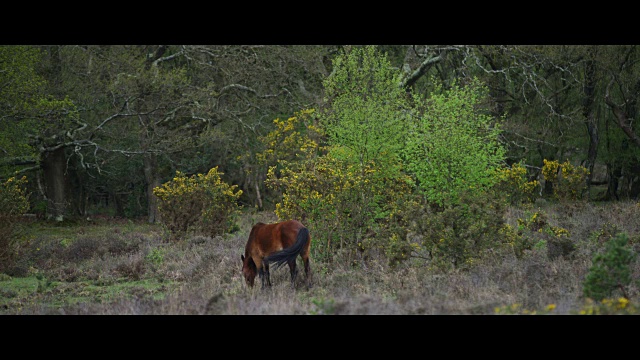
(112, 191, 125, 218)
(582, 51, 598, 199)
(41, 147, 68, 221)
(143, 154, 161, 224)
(253, 167, 263, 210)
(606, 163, 621, 200)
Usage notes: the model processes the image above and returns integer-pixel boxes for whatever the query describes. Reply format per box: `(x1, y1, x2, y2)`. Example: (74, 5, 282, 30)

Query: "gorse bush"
(153, 167, 243, 240)
(0, 176, 30, 272)
(267, 148, 414, 263)
(577, 297, 639, 315)
(256, 109, 324, 169)
(493, 161, 540, 205)
(235, 108, 324, 211)
(513, 210, 573, 260)
(493, 303, 558, 315)
(542, 159, 589, 201)
(0, 176, 29, 216)
(582, 232, 636, 302)
(588, 222, 620, 245)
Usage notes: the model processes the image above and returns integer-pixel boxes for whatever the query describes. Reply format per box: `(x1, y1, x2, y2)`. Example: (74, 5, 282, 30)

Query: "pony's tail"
(265, 227, 309, 268)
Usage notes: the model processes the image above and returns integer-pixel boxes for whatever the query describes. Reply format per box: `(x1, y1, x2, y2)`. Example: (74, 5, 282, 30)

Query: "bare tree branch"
(605, 77, 640, 147)
(218, 83, 288, 99)
(400, 54, 443, 89)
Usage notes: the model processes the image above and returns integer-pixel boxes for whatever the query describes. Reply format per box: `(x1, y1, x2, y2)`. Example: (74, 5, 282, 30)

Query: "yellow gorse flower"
(152, 166, 242, 238)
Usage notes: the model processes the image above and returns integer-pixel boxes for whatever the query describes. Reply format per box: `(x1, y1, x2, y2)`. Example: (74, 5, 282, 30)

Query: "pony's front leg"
(258, 268, 264, 289)
(258, 266, 271, 289)
(258, 263, 271, 289)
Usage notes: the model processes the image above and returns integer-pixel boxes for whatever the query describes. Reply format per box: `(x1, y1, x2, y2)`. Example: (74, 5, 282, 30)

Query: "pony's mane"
(245, 222, 265, 249)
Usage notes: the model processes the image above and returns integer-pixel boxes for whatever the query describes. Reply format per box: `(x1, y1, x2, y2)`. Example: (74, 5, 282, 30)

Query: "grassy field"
(1, 201, 639, 315)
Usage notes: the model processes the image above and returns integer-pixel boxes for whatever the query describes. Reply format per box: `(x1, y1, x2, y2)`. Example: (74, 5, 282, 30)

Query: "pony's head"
(241, 254, 257, 288)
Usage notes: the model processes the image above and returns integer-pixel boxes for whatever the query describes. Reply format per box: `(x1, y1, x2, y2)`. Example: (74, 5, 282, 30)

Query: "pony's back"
(265, 226, 310, 268)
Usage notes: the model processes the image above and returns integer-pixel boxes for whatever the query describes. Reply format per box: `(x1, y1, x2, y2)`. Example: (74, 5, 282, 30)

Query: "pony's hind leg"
(258, 267, 266, 289)
(264, 262, 272, 287)
(303, 257, 312, 289)
(288, 260, 298, 288)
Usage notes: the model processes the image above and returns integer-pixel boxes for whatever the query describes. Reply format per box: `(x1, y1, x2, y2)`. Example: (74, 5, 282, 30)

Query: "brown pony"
(241, 220, 312, 289)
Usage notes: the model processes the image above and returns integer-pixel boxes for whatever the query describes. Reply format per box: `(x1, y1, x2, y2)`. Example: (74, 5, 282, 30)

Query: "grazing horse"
(241, 220, 312, 289)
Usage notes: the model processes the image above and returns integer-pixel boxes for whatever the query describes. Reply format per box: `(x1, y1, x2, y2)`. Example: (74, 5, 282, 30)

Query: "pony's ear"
(241, 255, 245, 262)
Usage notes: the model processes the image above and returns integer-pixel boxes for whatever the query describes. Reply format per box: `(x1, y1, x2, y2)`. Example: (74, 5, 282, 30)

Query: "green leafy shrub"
(146, 247, 165, 266)
(582, 232, 636, 302)
(320, 45, 410, 171)
(402, 77, 506, 207)
(0, 176, 30, 272)
(309, 297, 337, 315)
(153, 167, 243, 240)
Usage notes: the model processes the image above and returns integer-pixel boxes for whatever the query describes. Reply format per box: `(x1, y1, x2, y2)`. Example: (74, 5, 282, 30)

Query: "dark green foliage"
(583, 232, 636, 301)
(0, 46, 46, 172)
(511, 209, 573, 260)
(401, 188, 508, 270)
(0, 176, 30, 273)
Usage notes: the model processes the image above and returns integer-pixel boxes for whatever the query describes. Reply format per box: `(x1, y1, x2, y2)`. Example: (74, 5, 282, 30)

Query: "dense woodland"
(2, 45, 639, 218)
(2, 45, 640, 307)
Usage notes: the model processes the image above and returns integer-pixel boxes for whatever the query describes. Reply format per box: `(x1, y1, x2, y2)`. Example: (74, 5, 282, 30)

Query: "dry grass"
(1, 201, 639, 315)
